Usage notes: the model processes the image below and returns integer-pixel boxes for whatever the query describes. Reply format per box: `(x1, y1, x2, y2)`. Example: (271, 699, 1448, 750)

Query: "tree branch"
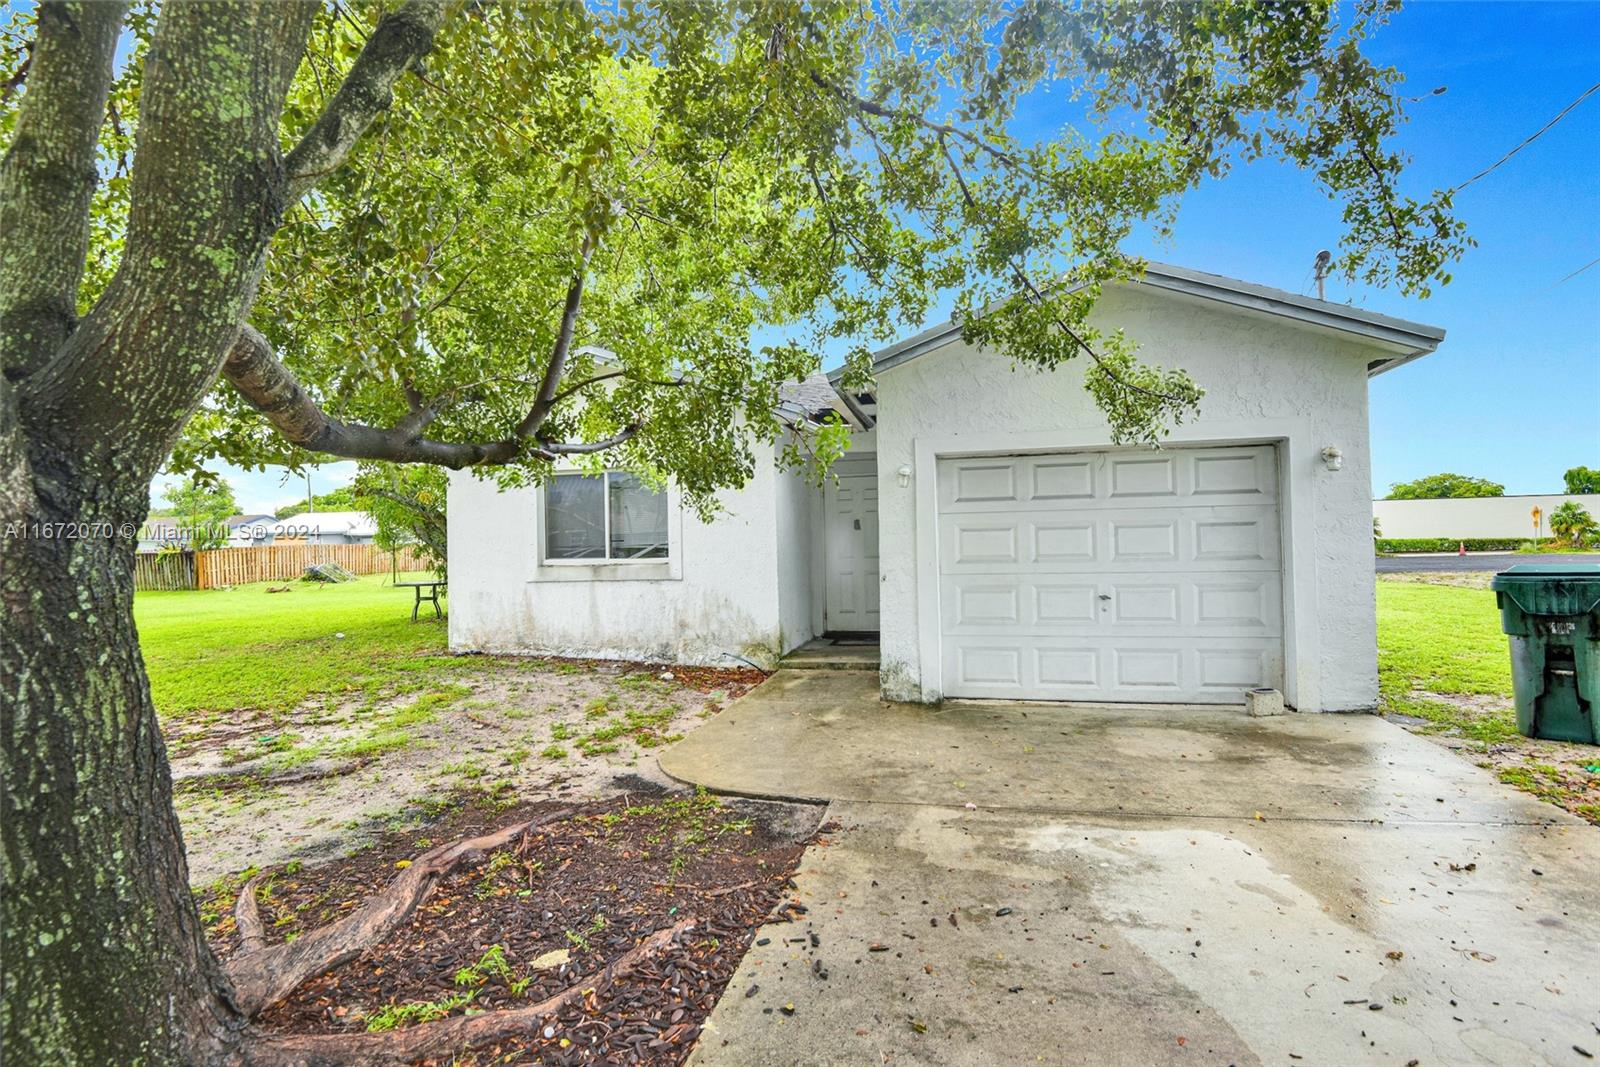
(549, 369, 686, 408)
(224, 326, 516, 468)
(810, 70, 1036, 177)
(223, 323, 641, 469)
(0, 1, 125, 380)
(535, 426, 640, 457)
(281, 0, 447, 204)
(513, 234, 597, 438)
(934, 136, 1182, 406)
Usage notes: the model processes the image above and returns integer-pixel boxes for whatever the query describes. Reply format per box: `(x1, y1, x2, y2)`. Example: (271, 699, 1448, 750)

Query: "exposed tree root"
(234, 873, 269, 956)
(243, 919, 695, 1067)
(226, 810, 571, 1017)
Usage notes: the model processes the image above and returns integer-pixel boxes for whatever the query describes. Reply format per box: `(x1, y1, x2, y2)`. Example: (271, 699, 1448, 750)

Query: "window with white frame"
(545, 472, 669, 561)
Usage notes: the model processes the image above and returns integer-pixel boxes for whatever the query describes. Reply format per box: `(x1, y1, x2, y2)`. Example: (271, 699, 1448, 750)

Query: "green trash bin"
(1489, 564, 1600, 744)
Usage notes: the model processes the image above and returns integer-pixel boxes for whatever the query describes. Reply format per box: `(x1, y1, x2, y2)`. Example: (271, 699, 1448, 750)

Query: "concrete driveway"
(661, 671, 1600, 1066)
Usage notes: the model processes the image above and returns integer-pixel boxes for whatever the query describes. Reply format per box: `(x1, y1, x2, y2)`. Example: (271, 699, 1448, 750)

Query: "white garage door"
(937, 446, 1283, 704)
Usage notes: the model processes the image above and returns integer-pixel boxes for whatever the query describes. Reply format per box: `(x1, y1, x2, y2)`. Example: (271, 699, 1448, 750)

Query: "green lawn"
(1377, 577, 1599, 822)
(1375, 578, 1516, 743)
(136, 574, 452, 723)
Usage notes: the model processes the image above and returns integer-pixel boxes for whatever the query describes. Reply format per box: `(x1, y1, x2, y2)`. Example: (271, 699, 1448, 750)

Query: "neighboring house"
(1374, 494, 1600, 540)
(449, 262, 1445, 712)
(273, 510, 378, 545)
(137, 519, 184, 553)
(225, 513, 278, 547)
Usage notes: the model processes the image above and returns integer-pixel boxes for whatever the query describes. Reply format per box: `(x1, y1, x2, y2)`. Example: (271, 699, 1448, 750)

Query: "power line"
(1552, 255, 1600, 288)
(1453, 79, 1600, 192)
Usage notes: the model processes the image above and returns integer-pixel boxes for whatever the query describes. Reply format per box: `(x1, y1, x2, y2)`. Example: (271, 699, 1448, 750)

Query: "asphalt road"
(1376, 551, 1600, 573)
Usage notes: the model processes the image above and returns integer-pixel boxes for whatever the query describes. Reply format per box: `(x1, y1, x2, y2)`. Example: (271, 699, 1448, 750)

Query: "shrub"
(1375, 538, 1522, 554)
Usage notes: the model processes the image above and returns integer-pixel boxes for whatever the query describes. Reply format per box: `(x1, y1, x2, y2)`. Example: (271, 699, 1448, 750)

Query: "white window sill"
(533, 559, 677, 582)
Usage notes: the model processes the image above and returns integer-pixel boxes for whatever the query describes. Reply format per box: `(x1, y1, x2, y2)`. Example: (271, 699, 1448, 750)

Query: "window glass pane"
(607, 473, 668, 559)
(546, 474, 605, 559)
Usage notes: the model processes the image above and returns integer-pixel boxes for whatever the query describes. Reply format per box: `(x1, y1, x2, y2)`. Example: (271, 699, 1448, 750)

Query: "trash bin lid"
(1493, 563, 1600, 578)
(1491, 563, 1600, 616)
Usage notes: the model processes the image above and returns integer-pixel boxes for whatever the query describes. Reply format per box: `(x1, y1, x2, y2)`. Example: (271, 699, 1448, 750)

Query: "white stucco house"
(273, 510, 378, 545)
(448, 263, 1445, 712)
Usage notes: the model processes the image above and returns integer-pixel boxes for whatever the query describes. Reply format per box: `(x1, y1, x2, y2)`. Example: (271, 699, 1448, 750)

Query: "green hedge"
(1375, 538, 1524, 554)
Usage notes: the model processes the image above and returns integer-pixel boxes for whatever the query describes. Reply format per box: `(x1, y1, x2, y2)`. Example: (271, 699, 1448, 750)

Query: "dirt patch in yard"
(1383, 688, 1600, 825)
(200, 790, 825, 1065)
(171, 656, 765, 885)
(1378, 571, 1496, 590)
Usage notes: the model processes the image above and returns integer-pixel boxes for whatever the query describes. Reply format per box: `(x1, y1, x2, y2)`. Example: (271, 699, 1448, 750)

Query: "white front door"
(937, 445, 1284, 703)
(825, 463, 880, 632)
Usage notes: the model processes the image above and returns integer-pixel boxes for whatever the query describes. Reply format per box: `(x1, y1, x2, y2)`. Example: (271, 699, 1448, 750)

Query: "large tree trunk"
(2, 5, 321, 1062)
(1, 487, 245, 1064)
(0, 4, 452, 1060)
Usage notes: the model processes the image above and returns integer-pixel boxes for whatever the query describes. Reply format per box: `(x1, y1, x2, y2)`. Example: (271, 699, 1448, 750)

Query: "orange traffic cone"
(1458, 541, 1466, 556)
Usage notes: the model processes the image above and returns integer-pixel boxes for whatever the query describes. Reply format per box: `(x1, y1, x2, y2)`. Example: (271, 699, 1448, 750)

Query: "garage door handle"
(1097, 594, 1112, 601)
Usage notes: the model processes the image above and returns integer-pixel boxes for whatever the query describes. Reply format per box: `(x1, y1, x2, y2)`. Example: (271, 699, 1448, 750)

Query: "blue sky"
(1099, 0, 1599, 498)
(172, 1, 1596, 510)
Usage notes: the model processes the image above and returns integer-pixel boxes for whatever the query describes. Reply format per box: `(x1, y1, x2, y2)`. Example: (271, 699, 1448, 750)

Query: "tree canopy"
(26, 0, 1471, 513)
(1564, 466, 1600, 495)
(1385, 472, 1505, 499)
(274, 484, 361, 519)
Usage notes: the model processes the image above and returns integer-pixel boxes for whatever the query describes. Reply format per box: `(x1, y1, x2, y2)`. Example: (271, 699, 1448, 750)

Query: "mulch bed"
(204, 790, 819, 1064)
(456, 654, 769, 699)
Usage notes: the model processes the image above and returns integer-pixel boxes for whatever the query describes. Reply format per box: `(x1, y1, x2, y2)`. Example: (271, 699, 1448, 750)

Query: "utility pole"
(1313, 250, 1332, 300)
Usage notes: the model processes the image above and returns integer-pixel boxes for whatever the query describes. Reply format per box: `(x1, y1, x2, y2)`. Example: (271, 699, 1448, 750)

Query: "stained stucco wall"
(447, 443, 787, 668)
(1373, 495, 1600, 539)
(774, 461, 817, 654)
(873, 285, 1385, 712)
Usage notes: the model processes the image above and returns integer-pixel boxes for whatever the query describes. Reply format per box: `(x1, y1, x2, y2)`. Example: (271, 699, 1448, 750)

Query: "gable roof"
(831, 261, 1446, 383)
(777, 372, 873, 430)
(274, 511, 377, 537)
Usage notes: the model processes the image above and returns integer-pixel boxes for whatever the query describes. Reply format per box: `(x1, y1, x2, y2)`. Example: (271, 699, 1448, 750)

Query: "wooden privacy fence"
(135, 543, 429, 591)
(132, 551, 197, 591)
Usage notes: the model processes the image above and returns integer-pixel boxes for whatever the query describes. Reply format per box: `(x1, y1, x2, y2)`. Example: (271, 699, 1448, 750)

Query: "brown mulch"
(204, 790, 819, 1065)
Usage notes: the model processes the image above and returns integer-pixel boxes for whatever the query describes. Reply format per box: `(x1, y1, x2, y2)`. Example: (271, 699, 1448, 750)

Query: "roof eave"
(843, 262, 1446, 378)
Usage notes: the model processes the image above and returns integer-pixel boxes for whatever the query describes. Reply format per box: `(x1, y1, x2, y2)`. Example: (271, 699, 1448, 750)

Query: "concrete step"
(778, 643, 880, 671)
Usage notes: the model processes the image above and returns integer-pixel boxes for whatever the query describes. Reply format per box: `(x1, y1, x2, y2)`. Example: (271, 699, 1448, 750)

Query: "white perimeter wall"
(874, 285, 1385, 713)
(448, 440, 800, 668)
(1374, 495, 1600, 539)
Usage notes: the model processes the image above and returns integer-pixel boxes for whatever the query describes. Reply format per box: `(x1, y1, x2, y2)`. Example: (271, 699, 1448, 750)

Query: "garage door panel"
(1034, 521, 1096, 562)
(943, 574, 1281, 637)
(1108, 455, 1180, 498)
(1031, 459, 1095, 500)
(951, 523, 1019, 564)
(1193, 516, 1276, 562)
(941, 637, 1280, 704)
(1193, 451, 1271, 496)
(940, 509, 1278, 573)
(1196, 647, 1279, 690)
(938, 446, 1276, 514)
(938, 446, 1284, 703)
(1036, 647, 1099, 687)
(953, 583, 1021, 627)
(952, 645, 1023, 687)
(952, 461, 1019, 503)
(1110, 520, 1179, 562)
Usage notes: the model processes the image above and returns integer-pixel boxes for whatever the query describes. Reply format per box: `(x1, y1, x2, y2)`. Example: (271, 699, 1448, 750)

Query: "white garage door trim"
(934, 445, 1285, 704)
